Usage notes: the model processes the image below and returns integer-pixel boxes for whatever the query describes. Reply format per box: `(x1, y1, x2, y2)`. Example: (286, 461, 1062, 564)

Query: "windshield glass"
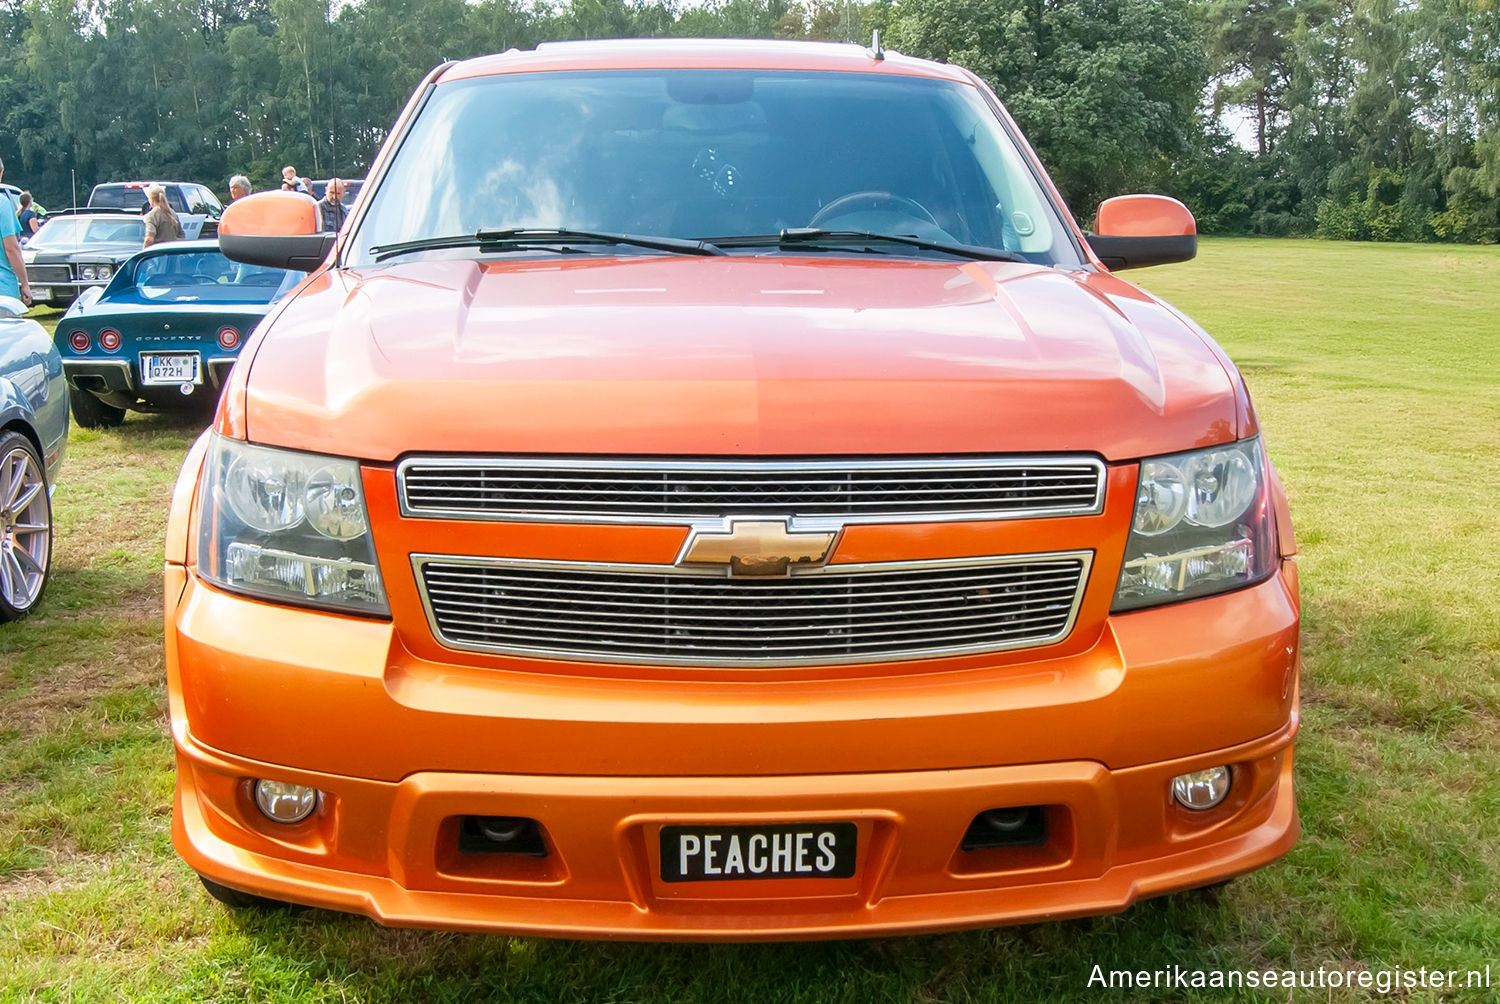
(349, 70, 1079, 267)
(124, 250, 298, 302)
(29, 217, 145, 248)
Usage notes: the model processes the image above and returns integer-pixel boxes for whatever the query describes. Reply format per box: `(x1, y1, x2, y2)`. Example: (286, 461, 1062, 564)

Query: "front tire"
(0, 432, 52, 622)
(198, 874, 291, 910)
(68, 387, 126, 429)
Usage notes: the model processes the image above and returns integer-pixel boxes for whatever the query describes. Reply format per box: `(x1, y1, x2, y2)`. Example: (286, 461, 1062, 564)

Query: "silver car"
(0, 295, 67, 619)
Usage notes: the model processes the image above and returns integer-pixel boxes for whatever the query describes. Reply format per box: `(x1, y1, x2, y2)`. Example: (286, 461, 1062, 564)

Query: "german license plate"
(660, 822, 857, 882)
(141, 352, 201, 385)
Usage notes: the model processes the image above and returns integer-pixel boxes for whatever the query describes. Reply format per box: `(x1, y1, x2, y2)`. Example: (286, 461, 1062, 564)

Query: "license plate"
(141, 352, 201, 385)
(32, 287, 49, 300)
(660, 822, 857, 882)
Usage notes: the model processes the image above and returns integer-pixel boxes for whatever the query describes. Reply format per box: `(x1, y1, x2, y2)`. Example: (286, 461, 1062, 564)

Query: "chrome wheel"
(0, 443, 50, 613)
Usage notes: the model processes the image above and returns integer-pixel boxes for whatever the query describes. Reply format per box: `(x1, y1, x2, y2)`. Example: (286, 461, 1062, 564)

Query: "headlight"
(97, 263, 113, 279)
(1112, 437, 1278, 611)
(196, 435, 388, 616)
(80, 266, 97, 280)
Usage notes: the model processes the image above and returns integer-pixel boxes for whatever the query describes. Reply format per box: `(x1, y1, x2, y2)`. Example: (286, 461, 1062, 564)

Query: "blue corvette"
(0, 293, 67, 620)
(58, 240, 298, 427)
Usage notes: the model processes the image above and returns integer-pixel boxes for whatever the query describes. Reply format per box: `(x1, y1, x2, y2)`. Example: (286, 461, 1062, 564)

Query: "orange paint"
(218, 190, 320, 237)
(167, 40, 1299, 939)
(1096, 194, 1198, 238)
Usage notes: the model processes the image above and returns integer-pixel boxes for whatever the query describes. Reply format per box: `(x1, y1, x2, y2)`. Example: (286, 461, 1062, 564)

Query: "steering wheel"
(809, 191, 938, 229)
(186, 273, 223, 285)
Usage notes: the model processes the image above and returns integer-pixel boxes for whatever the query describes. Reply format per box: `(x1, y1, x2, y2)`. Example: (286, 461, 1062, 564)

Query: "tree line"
(2, 0, 1497, 242)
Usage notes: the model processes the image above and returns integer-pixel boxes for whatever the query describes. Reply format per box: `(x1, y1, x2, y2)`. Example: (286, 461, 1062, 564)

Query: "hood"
(27, 244, 142, 264)
(241, 256, 1247, 462)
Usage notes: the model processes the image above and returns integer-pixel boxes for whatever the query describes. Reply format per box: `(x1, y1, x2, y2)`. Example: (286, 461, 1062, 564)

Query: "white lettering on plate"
(679, 834, 700, 876)
(748, 834, 768, 873)
(723, 835, 745, 875)
(795, 832, 814, 872)
(817, 831, 837, 872)
(772, 833, 793, 873)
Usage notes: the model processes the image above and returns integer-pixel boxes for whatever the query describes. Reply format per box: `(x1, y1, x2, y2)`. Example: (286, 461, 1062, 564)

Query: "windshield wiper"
(368, 228, 726, 262)
(707, 229, 1023, 263)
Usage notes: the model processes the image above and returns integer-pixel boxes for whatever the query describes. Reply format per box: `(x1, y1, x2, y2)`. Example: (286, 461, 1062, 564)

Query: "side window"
(190, 186, 222, 216)
(167, 188, 190, 213)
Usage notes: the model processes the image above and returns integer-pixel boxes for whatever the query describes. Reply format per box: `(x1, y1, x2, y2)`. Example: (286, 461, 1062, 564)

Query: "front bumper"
(25, 278, 98, 306)
(166, 556, 1301, 939)
(175, 722, 1296, 941)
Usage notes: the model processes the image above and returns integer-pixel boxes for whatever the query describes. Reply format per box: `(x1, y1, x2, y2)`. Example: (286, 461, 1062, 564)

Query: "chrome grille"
(415, 552, 1092, 667)
(26, 265, 72, 283)
(398, 456, 1106, 524)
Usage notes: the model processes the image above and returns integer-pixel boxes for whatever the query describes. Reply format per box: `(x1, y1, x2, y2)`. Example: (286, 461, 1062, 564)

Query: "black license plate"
(660, 822, 857, 882)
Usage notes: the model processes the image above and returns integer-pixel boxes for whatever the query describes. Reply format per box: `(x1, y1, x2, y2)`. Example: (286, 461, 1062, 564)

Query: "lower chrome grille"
(415, 552, 1092, 667)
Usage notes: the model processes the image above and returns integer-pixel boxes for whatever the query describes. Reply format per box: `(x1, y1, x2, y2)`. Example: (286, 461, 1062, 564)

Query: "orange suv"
(166, 39, 1299, 940)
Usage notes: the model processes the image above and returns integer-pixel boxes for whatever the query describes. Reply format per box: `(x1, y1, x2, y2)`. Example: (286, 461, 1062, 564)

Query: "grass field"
(2, 238, 1497, 1001)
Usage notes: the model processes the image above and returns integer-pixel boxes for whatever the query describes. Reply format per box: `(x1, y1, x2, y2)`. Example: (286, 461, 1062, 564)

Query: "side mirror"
(1086, 195, 1197, 270)
(218, 190, 336, 272)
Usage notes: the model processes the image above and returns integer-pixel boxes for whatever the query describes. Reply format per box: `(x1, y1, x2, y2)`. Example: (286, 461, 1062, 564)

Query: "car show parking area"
(2, 238, 1498, 999)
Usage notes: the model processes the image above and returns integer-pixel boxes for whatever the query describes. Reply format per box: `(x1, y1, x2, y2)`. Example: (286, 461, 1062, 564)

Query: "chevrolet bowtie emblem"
(678, 520, 839, 577)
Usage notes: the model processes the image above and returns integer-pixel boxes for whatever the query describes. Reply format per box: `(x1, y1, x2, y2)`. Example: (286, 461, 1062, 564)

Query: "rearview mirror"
(1086, 194, 1197, 270)
(218, 190, 335, 272)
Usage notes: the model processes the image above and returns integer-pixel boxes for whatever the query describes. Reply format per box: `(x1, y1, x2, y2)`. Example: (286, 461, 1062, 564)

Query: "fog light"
(1172, 767, 1231, 810)
(960, 805, 1048, 850)
(458, 815, 549, 856)
(252, 779, 319, 823)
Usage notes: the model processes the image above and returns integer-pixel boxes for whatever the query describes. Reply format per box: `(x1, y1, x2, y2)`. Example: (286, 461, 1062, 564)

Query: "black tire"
(1193, 877, 1235, 898)
(0, 431, 52, 622)
(198, 874, 290, 910)
(68, 387, 126, 429)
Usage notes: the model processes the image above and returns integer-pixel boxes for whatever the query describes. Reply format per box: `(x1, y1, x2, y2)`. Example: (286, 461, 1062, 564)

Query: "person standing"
(316, 177, 348, 232)
(0, 156, 30, 306)
(229, 175, 252, 201)
(142, 184, 185, 247)
(16, 193, 40, 236)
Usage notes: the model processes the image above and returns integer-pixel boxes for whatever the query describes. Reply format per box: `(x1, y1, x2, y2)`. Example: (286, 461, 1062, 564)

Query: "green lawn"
(2, 239, 1497, 1002)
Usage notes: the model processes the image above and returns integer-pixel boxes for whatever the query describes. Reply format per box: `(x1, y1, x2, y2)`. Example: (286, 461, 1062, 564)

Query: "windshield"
(348, 70, 1079, 267)
(29, 217, 145, 248)
(123, 250, 298, 303)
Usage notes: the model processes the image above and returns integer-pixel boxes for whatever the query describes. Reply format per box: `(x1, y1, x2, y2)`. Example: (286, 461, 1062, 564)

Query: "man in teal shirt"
(0, 156, 33, 305)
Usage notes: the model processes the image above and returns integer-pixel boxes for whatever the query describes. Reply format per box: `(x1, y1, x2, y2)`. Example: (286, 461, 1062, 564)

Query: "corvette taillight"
(68, 330, 91, 352)
(99, 329, 122, 352)
(217, 326, 240, 350)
